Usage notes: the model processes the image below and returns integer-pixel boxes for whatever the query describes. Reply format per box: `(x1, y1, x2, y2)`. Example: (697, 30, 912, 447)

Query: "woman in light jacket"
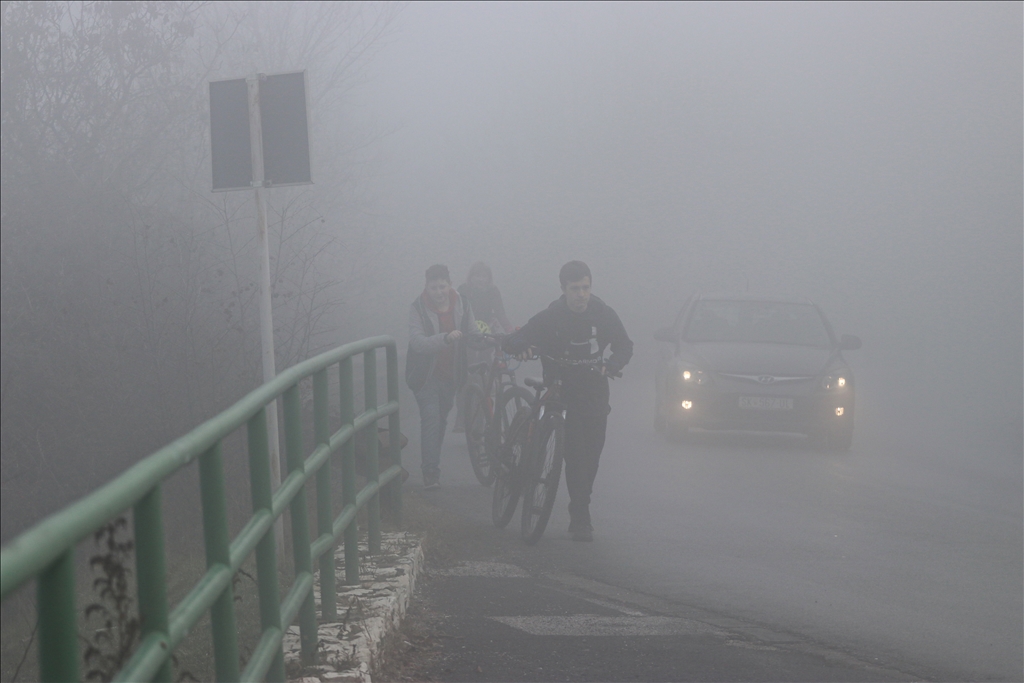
(406, 264, 473, 489)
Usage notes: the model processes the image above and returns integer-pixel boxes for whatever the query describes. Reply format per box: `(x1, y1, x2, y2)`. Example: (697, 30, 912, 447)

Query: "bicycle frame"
(493, 353, 615, 541)
(528, 384, 565, 429)
(515, 377, 569, 544)
(471, 336, 520, 413)
(466, 335, 526, 487)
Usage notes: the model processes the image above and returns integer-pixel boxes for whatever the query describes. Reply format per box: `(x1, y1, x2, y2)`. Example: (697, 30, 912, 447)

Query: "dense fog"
(1, 0, 1020, 588)
(359, 1, 1022, 444)
(0, 1, 1020, 680)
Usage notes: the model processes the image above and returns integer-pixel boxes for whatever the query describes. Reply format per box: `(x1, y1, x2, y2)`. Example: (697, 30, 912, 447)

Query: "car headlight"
(821, 372, 850, 391)
(678, 363, 709, 385)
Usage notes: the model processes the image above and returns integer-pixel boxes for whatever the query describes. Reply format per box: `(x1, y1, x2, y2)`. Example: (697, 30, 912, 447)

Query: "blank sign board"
(210, 71, 311, 191)
(260, 73, 311, 187)
(210, 78, 252, 191)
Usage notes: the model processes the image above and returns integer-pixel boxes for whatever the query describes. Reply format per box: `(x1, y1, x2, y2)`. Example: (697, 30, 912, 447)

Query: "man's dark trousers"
(564, 405, 607, 528)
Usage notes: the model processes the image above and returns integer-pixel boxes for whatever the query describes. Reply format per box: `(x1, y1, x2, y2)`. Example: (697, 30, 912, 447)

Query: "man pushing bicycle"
(503, 261, 633, 541)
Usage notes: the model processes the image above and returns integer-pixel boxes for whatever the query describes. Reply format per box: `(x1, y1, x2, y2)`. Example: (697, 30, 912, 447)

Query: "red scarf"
(423, 288, 458, 316)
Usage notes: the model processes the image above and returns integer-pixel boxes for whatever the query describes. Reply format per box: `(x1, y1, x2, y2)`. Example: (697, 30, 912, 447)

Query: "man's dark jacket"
(503, 294, 632, 413)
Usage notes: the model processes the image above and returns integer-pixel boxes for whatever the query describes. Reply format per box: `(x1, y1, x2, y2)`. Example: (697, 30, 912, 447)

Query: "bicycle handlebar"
(467, 332, 506, 348)
(536, 353, 622, 379)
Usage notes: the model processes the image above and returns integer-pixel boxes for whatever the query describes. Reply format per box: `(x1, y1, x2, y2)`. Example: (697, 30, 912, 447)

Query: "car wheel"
(665, 421, 689, 443)
(812, 426, 853, 452)
(654, 376, 666, 433)
(830, 427, 853, 452)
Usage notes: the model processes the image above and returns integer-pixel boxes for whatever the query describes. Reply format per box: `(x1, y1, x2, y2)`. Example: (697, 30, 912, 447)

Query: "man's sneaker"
(569, 522, 593, 542)
(423, 477, 440, 491)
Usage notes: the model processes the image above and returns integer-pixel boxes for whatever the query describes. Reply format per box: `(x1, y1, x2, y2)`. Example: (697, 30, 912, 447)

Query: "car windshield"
(685, 300, 832, 348)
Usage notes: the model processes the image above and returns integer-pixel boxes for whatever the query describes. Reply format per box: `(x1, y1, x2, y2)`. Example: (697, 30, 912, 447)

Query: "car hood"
(685, 342, 836, 376)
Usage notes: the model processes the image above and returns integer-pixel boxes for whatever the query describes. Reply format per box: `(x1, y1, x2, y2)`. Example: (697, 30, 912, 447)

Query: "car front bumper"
(664, 385, 854, 435)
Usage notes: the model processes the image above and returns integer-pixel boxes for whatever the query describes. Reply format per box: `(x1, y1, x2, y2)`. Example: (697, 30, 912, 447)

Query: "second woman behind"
(454, 262, 513, 433)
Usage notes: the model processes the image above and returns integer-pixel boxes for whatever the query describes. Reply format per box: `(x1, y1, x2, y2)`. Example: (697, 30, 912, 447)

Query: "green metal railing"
(0, 336, 403, 682)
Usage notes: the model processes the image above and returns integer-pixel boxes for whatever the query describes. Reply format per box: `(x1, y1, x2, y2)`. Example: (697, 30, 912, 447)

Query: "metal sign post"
(247, 74, 283, 558)
(209, 70, 312, 563)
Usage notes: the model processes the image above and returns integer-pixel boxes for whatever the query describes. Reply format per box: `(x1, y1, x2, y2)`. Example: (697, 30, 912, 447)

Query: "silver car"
(653, 293, 862, 450)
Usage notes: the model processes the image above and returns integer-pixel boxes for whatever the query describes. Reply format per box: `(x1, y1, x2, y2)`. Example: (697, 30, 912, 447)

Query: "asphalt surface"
(392, 360, 1023, 682)
(392, 557, 918, 682)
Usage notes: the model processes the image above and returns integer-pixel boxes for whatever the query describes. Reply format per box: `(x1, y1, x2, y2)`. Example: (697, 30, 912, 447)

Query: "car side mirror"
(654, 328, 676, 343)
(838, 334, 862, 350)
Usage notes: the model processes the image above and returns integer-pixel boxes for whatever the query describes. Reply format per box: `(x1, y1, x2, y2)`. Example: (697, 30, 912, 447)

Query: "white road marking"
(490, 615, 719, 637)
(433, 561, 530, 578)
(571, 594, 647, 616)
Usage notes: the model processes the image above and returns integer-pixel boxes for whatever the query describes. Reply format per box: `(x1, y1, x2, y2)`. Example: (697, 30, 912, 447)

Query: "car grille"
(717, 373, 814, 385)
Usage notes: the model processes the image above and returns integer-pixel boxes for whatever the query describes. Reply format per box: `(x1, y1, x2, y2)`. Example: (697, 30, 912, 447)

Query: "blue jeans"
(413, 374, 456, 482)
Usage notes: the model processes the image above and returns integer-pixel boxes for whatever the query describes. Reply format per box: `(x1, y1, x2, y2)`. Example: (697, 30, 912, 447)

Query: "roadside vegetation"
(1, 2, 400, 680)
(1, 0, 400, 542)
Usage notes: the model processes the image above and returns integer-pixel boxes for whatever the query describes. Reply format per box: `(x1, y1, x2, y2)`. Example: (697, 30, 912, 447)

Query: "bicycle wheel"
(521, 413, 565, 545)
(488, 386, 533, 465)
(464, 382, 491, 485)
(492, 408, 531, 528)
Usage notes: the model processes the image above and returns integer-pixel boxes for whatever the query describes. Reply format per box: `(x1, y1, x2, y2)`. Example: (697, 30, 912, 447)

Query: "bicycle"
(491, 353, 619, 544)
(463, 333, 534, 486)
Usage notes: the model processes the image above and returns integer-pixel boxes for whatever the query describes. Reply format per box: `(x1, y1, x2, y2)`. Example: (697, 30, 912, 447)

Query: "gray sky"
(346, 1, 1021, 445)
(0, 5, 1017, 675)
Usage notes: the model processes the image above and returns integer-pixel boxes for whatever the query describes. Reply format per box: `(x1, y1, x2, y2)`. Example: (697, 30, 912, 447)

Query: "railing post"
(386, 343, 402, 525)
(283, 384, 318, 665)
(339, 357, 359, 585)
(1, 336, 405, 683)
(313, 369, 337, 622)
(364, 349, 381, 554)
(134, 486, 172, 682)
(199, 442, 241, 682)
(247, 409, 286, 683)
(37, 549, 78, 683)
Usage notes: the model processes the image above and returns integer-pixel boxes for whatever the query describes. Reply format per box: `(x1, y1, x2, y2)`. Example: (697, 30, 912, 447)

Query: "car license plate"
(738, 396, 793, 410)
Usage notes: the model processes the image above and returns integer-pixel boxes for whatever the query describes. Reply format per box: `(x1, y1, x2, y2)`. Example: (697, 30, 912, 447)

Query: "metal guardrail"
(0, 335, 403, 682)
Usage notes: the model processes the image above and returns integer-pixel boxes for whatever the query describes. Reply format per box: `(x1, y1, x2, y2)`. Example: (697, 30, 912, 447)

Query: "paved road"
(399, 559, 914, 681)
(400, 363, 1023, 682)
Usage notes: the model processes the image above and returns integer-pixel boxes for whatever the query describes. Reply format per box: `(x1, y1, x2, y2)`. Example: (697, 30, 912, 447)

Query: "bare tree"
(0, 0, 401, 542)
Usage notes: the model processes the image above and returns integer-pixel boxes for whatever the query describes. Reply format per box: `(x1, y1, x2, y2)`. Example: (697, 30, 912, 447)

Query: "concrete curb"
(284, 531, 424, 683)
